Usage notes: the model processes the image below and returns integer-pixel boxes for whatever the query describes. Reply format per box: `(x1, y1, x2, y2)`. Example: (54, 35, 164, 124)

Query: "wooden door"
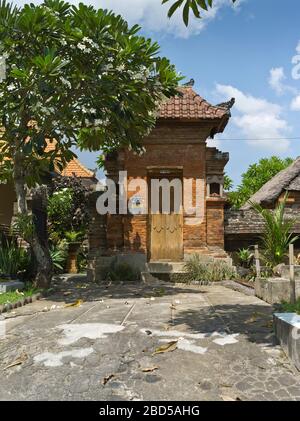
(149, 174, 183, 261)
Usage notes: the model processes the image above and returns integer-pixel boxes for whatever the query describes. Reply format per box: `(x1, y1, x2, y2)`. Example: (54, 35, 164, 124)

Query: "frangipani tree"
(0, 0, 181, 287)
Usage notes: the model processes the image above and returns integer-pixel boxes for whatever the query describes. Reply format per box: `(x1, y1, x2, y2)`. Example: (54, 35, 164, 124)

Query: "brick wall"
(206, 200, 225, 247)
(88, 120, 229, 266)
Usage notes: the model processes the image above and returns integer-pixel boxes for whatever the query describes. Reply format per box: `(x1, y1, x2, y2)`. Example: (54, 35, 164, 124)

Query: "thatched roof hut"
(241, 157, 300, 210)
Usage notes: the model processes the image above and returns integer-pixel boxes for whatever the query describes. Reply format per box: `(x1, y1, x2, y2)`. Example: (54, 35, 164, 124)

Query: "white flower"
(77, 43, 85, 51)
(7, 83, 16, 91)
(60, 77, 71, 89)
(82, 37, 98, 49)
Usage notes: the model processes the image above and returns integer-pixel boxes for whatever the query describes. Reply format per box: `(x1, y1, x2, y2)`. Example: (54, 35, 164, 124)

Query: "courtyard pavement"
(1, 277, 300, 401)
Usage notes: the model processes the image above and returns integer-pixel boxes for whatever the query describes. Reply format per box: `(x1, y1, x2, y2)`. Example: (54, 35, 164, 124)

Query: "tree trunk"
(13, 160, 53, 289)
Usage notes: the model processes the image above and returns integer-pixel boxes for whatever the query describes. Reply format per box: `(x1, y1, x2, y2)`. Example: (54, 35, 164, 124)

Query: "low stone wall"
(255, 277, 300, 305)
(274, 313, 300, 371)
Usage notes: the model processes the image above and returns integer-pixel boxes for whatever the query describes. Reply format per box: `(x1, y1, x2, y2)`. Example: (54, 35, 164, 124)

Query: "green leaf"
(182, 0, 190, 26)
(167, 0, 184, 18)
(196, 0, 208, 11)
(191, 1, 201, 18)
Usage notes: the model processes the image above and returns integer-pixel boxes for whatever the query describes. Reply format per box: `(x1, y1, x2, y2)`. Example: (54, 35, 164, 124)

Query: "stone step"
(146, 261, 186, 274)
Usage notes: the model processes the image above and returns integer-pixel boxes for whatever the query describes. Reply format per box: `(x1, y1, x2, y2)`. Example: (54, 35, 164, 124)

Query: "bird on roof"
(182, 78, 195, 87)
(216, 97, 235, 110)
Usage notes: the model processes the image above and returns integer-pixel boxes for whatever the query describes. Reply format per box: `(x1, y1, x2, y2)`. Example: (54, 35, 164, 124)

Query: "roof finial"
(216, 97, 235, 110)
(182, 78, 195, 87)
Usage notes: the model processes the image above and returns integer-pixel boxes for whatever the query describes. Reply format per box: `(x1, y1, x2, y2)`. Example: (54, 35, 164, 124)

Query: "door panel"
(149, 173, 183, 261)
(151, 213, 183, 261)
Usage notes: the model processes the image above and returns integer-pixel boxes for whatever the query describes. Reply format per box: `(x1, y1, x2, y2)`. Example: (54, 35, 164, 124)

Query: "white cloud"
(268, 67, 296, 95)
(13, 0, 243, 39)
(215, 84, 291, 152)
(291, 95, 300, 111)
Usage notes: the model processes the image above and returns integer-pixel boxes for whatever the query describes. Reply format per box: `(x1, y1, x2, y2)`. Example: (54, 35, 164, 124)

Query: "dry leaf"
(141, 366, 159, 373)
(65, 299, 83, 308)
(152, 341, 177, 355)
(170, 304, 176, 310)
(63, 291, 72, 296)
(264, 320, 273, 328)
(244, 312, 260, 324)
(3, 352, 28, 370)
(102, 374, 115, 385)
(221, 395, 237, 401)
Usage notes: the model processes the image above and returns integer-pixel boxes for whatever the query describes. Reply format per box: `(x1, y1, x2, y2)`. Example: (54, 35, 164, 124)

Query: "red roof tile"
(45, 141, 95, 179)
(159, 87, 229, 120)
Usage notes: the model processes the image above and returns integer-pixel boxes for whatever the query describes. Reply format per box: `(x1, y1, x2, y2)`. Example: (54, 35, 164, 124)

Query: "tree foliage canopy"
(0, 0, 181, 186)
(163, 0, 237, 26)
(228, 156, 293, 209)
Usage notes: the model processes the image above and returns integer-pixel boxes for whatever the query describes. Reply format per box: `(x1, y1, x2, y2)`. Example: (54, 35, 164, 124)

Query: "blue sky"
(14, 0, 300, 185)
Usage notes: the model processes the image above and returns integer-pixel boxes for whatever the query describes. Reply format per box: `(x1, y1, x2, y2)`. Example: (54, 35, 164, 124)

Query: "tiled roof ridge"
(158, 86, 230, 120)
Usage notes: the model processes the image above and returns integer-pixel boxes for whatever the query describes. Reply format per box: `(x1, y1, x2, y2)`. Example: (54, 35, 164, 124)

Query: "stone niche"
(206, 175, 224, 198)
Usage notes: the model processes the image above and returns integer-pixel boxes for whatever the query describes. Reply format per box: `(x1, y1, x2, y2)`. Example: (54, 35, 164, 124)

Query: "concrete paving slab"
(0, 280, 300, 401)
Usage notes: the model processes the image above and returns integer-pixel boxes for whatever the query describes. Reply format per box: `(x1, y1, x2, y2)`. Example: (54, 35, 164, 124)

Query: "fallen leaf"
(65, 299, 83, 308)
(15, 289, 24, 296)
(152, 341, 177, 355)
(170, 304, 176, 310)
(263, 320, 273, 328)
(3, 352, 28, 370)
(145, 330, 152, 336)
(244, 312, 260, 324)
(141, 366, 159, 373)
(63, 291, 72, 296)
(221, 395, 236, 401)
(102, 374, 115, 385)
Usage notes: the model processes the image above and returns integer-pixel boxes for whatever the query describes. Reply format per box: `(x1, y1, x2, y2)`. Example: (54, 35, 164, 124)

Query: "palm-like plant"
(250, 194, 299, 267)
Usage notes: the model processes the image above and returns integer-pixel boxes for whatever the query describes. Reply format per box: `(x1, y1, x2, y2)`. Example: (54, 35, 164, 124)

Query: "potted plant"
(65, 231, 83, 274)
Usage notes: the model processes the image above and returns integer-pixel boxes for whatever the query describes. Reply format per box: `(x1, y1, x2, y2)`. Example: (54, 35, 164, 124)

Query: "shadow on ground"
(47, 274, 207, 304)
(170, 303, 276, 346)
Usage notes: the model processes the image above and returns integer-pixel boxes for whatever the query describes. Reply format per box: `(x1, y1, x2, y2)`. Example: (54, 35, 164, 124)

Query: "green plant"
(183, 255, 236, 284)
(101, 259, 140, 283)
(77, 247, 88, 273)
(0, 285, 40, 306)
(237, 248, 253, 268)
(11, 214, 35, 241)
(48, 188, 73, 240)
(65, 230, 84, 243)
(250, 194, 299, 267)
(0, 238, 30, 278)
(49, 241, 68, 272)
(280, 299, 300, 315)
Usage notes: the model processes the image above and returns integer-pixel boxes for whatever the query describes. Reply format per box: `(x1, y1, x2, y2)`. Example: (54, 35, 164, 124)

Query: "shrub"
(101, 259, 140, 283)
(250, 193, 298, 267)
(237, 248, 253, 268)
(183, 254, 236, 284)
(48, 177, 90, 244)
(280, 299, 300, 315)
(0, 237, 30, 278)
(49, 241, 68, 273)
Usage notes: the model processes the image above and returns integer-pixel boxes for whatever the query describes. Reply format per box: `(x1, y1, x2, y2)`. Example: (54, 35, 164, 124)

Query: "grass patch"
(280, 299, 300, 315)
(0, 285, 40, 306)
(182, 255, 236, 285)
